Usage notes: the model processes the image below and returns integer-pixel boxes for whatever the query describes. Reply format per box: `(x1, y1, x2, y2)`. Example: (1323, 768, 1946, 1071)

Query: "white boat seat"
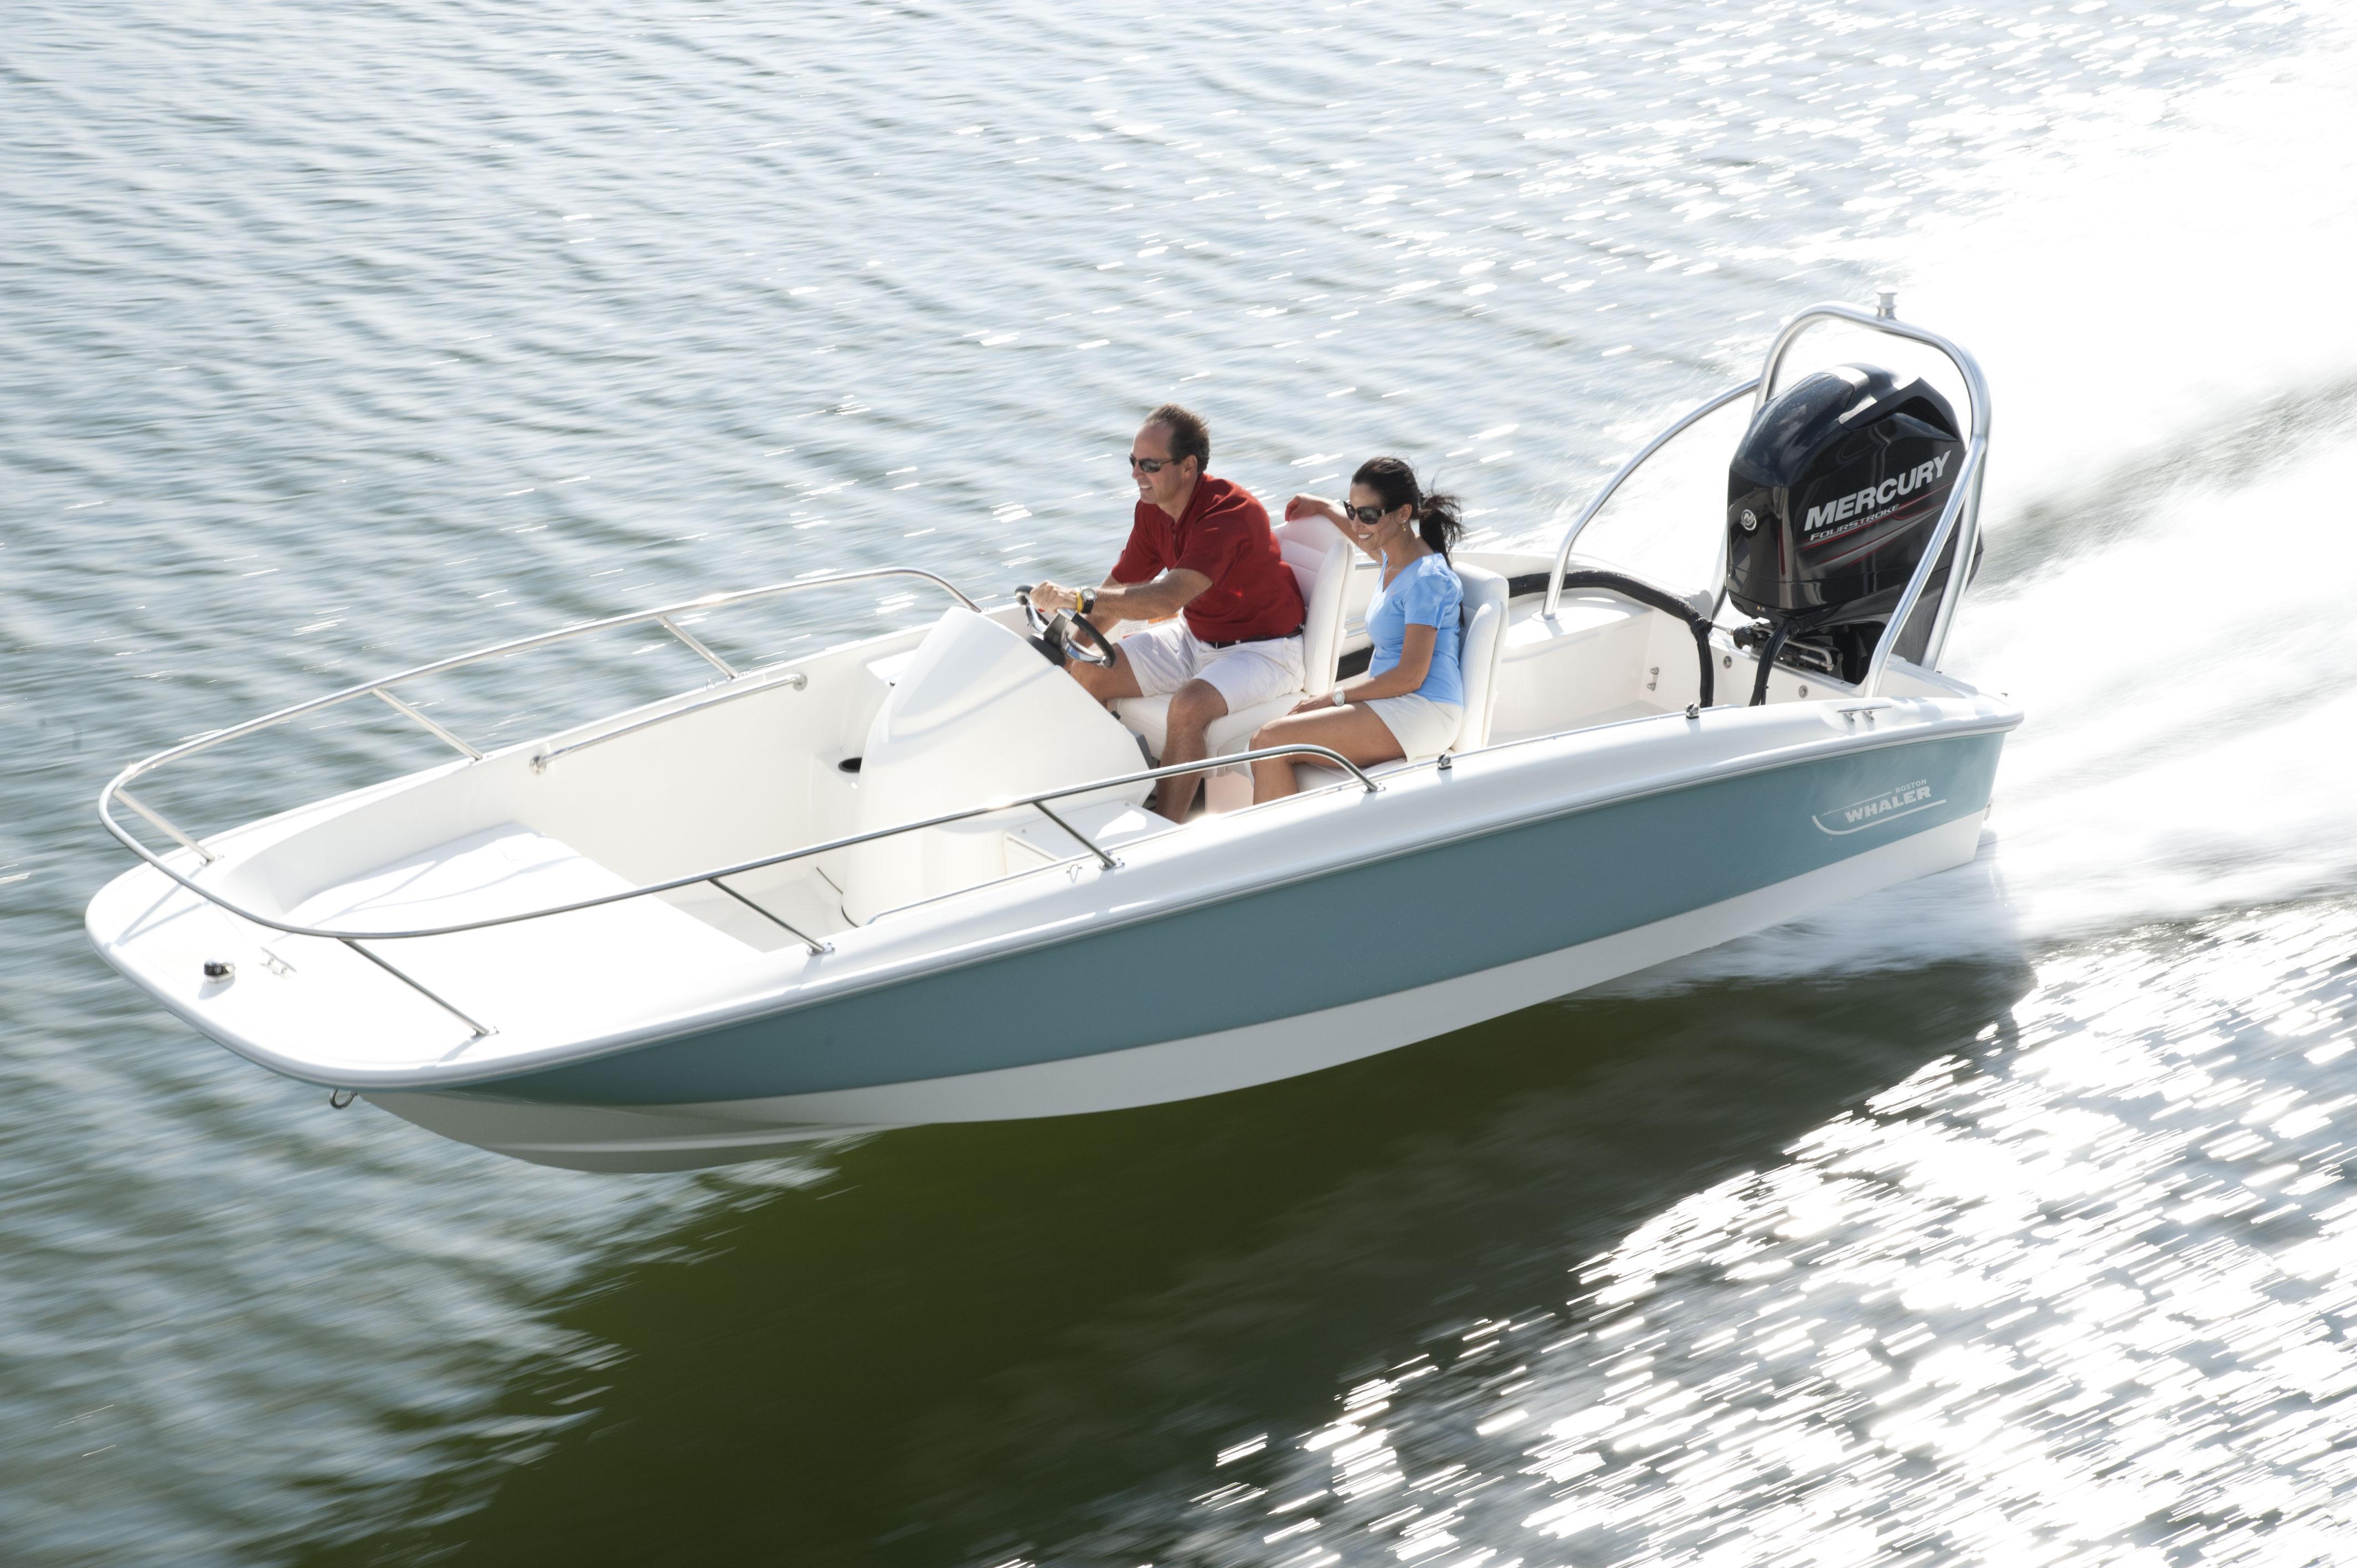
(1452, 561, 1511, 752)
(1115, 518, 1353, 764)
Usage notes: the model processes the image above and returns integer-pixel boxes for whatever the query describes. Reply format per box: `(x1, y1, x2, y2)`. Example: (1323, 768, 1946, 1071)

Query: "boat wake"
(1622, 385, 2357, 994)
(1609, 19, 2357, 994)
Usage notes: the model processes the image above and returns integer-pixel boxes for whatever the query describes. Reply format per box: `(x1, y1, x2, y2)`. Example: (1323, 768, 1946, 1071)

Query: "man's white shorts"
(1118, 621, 1305, 714)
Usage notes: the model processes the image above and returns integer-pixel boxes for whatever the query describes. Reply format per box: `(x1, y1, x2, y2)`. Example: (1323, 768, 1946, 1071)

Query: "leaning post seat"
(1114, 515, 1353, 762)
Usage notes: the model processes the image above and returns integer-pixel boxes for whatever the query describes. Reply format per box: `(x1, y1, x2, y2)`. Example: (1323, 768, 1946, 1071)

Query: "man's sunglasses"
(1128, 453, 1186, 474)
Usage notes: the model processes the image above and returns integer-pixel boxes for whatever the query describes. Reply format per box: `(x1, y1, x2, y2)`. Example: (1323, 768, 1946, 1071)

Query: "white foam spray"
(1623, 16, 2357, 988)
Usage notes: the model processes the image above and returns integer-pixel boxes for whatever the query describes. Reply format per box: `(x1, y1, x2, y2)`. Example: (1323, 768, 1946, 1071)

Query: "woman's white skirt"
(1363, 693, 1465, 760)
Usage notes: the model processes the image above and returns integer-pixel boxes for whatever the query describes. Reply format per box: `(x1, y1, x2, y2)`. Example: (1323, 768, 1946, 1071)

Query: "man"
(1031, 404, 1306, 821)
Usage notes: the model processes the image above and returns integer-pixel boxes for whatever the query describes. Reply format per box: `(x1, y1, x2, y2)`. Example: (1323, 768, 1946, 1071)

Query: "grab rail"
(1540, 293, 1993, 678)
(99, 741, 1378, 1036)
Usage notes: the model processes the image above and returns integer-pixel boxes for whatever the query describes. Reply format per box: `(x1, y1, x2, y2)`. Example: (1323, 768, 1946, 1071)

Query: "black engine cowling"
(1725, 364, 1968, 686)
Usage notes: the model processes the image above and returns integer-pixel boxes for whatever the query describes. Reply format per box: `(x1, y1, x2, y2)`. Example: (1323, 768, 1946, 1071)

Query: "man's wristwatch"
(1077, 585, 1098, 617)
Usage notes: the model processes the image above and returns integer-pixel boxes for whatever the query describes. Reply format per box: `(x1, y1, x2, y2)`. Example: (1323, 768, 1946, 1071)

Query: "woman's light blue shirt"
(1365, 551, 1464, 706)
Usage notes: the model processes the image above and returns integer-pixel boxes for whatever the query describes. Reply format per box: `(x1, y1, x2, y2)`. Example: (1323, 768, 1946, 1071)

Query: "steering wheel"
(1015, 585, 1118, 668)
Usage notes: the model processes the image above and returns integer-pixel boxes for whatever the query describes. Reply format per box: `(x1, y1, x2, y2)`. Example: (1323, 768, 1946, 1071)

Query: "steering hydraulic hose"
(1509, 570, 1715, 710)
(1743, 618, 1799, 708)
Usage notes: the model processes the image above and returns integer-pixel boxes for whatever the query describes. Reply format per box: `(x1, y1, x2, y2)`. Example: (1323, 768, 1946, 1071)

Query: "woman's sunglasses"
(1342, 502, 1392, 526)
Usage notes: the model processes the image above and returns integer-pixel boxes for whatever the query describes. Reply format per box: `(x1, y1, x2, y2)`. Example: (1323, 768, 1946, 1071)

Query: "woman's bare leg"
(1248, 706, 1407, 802)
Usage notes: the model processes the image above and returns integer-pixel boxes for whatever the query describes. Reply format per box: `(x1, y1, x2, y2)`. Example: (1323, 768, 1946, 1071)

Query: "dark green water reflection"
(315, 958, 2030, 1566)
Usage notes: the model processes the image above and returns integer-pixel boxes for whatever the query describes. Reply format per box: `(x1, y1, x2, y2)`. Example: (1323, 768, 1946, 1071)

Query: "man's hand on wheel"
(1030, 580, 1075, 614)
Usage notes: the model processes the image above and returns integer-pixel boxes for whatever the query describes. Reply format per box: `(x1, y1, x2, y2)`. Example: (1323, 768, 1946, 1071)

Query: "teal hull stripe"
(496, 733, 2004, 1106)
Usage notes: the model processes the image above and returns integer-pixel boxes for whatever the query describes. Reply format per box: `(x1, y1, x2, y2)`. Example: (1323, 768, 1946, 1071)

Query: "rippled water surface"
(7, 0, 2357, 1562)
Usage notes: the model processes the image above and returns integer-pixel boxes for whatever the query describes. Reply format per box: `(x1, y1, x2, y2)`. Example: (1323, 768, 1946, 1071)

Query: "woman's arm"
(1289, 623, 1437, 710)
(1285, 493, 1380, 559)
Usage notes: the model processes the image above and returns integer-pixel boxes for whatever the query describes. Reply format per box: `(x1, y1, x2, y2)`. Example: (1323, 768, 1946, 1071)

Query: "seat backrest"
(1339, 556, 1381, 653)
(1450, 560, 1511, 751)
(1274, 515, 1354, 697)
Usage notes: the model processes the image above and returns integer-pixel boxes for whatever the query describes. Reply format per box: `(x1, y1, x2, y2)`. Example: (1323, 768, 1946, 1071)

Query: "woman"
(1249, 456, 1464, 803)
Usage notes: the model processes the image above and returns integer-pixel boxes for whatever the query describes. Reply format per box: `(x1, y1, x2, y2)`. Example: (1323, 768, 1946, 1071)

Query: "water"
(4, 0, 2354, 1562)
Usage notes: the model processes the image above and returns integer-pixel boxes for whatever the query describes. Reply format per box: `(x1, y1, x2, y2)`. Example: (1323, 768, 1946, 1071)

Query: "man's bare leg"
(1063, 637, 1145, 706)
(1152, 679, 1228, 821)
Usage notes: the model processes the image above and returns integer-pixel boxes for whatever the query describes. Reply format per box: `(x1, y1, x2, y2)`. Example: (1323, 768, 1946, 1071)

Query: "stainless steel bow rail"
(97, 569, 1379, 1038)
(109, 746, 1377, 1039)
(102, 566, 981, 869)
(1541, 294, 1992, 698)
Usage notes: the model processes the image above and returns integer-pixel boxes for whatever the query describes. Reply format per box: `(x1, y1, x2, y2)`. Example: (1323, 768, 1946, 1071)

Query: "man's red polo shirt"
(1111, 475, 1305, 644)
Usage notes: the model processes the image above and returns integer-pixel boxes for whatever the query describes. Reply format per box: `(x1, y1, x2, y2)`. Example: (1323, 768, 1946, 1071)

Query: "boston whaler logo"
(1812, 778, 1945, 836)
(1802, 451, 1950, 543)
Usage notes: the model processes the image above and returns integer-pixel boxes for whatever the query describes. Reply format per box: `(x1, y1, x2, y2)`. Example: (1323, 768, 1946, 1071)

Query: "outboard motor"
(1724, 364, 1970, 698)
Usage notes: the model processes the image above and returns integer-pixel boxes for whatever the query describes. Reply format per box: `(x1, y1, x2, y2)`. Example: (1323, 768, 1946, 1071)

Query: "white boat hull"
(367, 812, 1983, 1170)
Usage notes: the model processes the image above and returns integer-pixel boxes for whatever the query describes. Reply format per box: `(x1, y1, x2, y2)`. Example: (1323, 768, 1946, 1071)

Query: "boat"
(85, 298, 2019, 1171)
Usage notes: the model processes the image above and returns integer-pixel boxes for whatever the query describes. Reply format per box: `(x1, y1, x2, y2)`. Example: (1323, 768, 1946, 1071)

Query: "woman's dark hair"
(1352, 455, 1464, 557)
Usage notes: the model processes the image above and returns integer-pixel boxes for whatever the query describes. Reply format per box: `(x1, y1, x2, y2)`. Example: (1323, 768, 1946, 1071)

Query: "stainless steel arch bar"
(1543, 297, 1995, 677)
(1542, 379, 1760, 620)
(1756, 301, 1993, 674)
(1757, 302, 1990, 437)
(1862, 439, 1986, 698)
